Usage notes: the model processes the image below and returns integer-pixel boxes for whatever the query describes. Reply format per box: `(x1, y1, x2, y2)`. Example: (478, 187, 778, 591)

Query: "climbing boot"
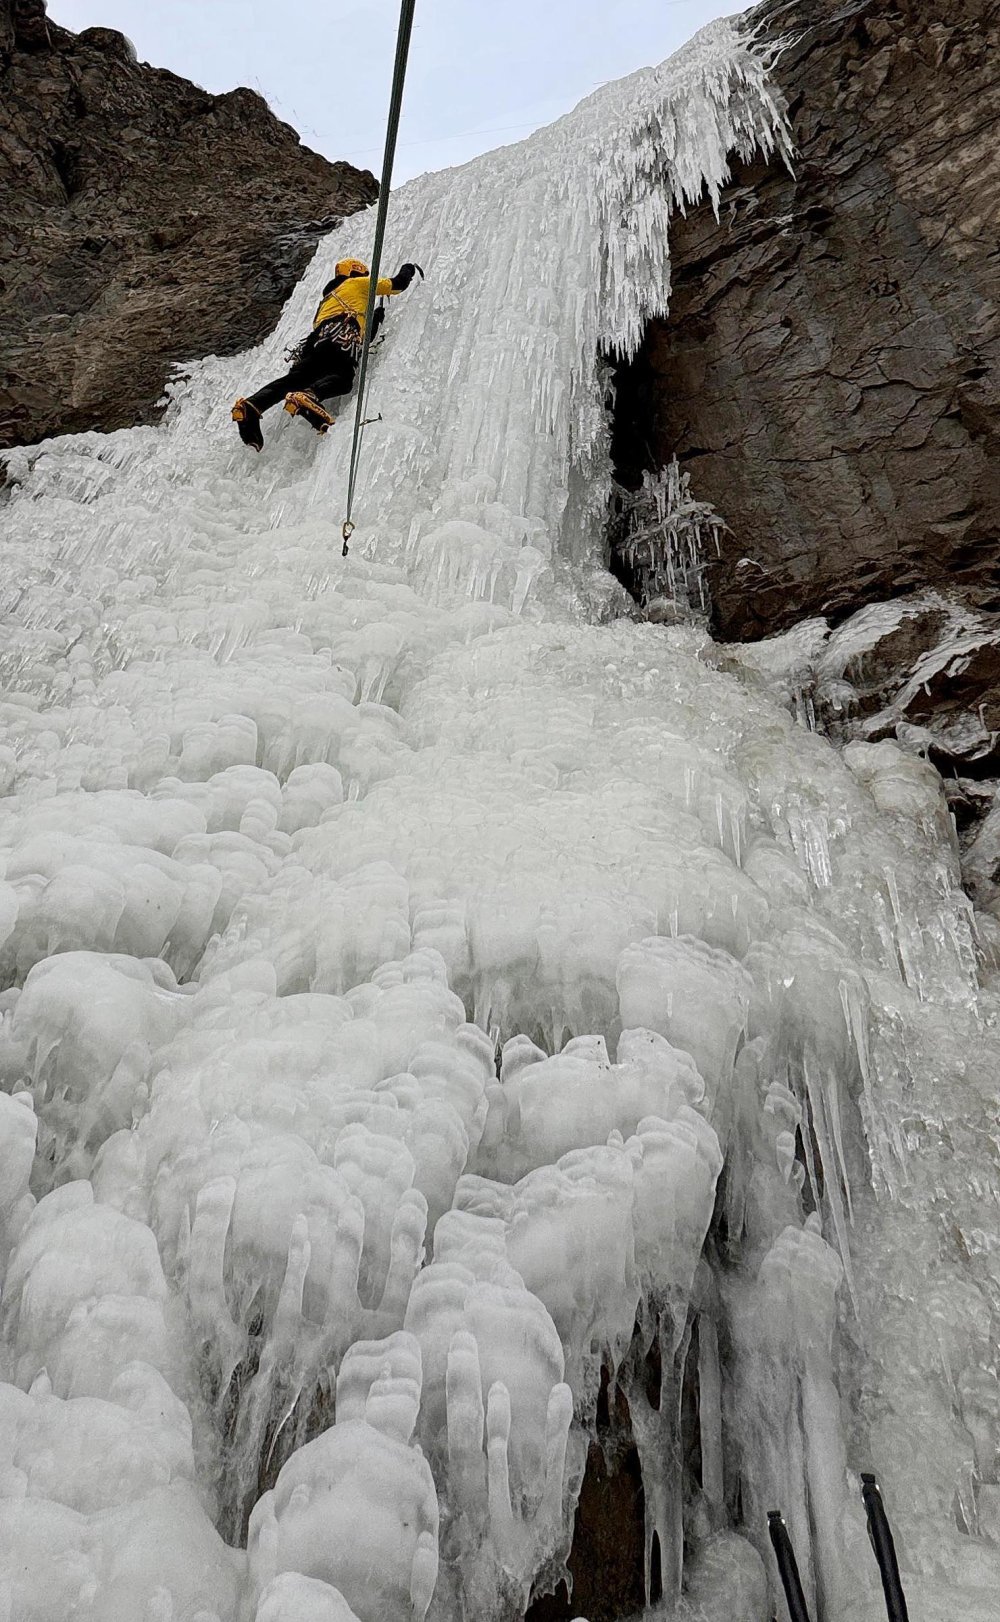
(232, 398, 263, 451)
(283, 391, 334, 434)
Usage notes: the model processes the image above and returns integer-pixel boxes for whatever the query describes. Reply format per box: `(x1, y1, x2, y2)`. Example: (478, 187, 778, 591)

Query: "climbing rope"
(341, 0, 418, 557)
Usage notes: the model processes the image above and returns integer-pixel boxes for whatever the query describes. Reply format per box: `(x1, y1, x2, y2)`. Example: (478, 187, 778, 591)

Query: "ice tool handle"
(341, 0, 418, 558)
(861, 1475, 910, 1622)
(767, 1512, 814, 1622)
(766, 1480, 910, 1622)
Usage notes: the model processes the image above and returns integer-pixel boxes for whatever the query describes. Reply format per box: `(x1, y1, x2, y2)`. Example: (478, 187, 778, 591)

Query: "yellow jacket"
(312, 275, 398, 336)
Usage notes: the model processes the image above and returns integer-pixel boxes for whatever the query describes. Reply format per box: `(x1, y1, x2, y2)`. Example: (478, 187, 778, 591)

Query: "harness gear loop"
(341, 0, 418, 549)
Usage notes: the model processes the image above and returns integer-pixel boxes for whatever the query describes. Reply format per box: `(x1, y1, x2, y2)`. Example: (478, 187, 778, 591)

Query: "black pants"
(246, 338, 356, 415)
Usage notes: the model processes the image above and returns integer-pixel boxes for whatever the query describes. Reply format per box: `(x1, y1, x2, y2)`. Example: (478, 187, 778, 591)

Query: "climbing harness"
(767, 1475, 910, 1622)
(313, 310, 364, 362)
(341, 0, 418, 558)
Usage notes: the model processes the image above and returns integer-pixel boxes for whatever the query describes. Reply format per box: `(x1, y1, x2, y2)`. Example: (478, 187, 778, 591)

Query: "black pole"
(767, 1511, 814, 1622)
(861, 1474, 910, 1622)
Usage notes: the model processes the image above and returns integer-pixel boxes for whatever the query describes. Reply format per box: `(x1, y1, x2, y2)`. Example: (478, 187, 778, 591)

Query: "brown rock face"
(611, 0, 1000, 643)
(0, 0, 377, 449)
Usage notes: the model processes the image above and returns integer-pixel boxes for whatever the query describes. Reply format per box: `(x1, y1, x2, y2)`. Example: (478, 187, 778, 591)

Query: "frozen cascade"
(610, 462, 727, 617)
(1, 14, 999, 1622)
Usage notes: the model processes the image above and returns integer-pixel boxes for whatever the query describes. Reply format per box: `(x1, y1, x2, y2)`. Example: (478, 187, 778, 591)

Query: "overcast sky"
(46, 0, 741, 183)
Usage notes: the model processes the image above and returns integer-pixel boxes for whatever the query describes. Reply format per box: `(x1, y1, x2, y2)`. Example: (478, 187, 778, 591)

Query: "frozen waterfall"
(2, 15, 1000, 1622)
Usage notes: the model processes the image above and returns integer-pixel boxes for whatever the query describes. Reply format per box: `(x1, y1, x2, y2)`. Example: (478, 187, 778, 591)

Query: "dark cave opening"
(603, 336, 725, 623)
(525, 1365, 646, 1622)
(526, 1306, 722, 1622)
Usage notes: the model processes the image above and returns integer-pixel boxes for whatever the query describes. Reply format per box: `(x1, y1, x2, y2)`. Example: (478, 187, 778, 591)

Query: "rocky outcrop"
(0, 0, 377, 449)
(612, 0, 1000, 644)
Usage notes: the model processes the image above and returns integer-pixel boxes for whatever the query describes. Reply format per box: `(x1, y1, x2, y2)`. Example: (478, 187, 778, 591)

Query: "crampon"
(283, 392, 335, 434)
(231, 398, 263, 451)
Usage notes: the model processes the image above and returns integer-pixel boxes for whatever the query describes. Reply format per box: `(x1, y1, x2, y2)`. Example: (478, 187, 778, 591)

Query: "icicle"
(610, 461, 727, 618)
(5, 11, 993, 1622)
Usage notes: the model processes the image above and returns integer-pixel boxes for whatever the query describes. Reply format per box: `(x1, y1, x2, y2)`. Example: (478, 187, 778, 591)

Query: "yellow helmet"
(335, 258, 369, 278)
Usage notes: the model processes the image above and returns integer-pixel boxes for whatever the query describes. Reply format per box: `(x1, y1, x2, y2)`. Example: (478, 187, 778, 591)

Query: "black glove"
(393, 262, 424, 290)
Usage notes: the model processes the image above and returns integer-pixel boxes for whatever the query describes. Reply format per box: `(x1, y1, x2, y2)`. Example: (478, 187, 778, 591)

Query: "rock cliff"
(612, 0, 1000, 645)
(0, 0, 377, 450)
(609, 0, 1000, 907)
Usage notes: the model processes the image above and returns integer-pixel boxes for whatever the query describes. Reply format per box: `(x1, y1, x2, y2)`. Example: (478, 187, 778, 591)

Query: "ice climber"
(231, 257, 421, 451)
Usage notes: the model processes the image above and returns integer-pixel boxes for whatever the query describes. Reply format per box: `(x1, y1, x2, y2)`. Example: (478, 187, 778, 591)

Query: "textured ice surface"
(247, 1409, 439, 1622)
(1, 13, 999, 1622)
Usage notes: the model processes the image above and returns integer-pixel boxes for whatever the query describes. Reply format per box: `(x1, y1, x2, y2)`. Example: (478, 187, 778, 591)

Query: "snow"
(2, 13, 1000, 1622)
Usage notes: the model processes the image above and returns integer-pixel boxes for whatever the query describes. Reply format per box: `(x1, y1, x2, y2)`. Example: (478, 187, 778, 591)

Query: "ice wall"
(2, 14, 1000, 1622)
